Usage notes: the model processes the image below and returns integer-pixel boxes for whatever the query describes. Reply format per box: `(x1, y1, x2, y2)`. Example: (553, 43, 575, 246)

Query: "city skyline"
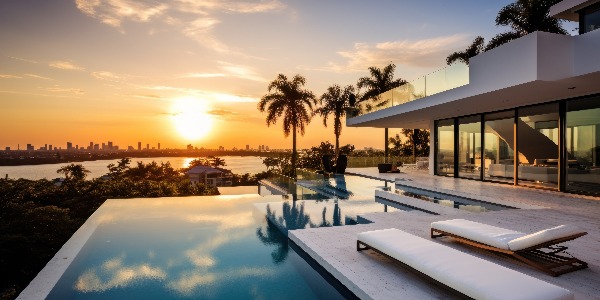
(0, 1, 577, 149)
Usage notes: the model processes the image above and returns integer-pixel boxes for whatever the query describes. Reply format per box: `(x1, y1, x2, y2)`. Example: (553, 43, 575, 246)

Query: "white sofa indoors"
(357, 228, 573, 300)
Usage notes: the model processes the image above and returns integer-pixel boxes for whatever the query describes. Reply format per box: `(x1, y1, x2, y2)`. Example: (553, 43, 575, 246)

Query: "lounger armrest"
(508, 225, 586, 251)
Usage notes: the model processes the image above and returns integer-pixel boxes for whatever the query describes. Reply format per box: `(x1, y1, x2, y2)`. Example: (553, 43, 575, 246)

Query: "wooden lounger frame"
(357, 240, 473, 300)
(430, 228, 588, 277)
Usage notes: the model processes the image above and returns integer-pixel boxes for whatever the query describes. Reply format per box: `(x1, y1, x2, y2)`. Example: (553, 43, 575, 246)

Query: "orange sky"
(3, 0, 568, 150)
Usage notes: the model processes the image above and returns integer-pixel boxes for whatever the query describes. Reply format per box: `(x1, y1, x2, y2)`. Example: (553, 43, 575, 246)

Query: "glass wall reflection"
(566, 96, 600, 194)
(517, 103, 559, 189)
(458, 116, 481, 179)
(436, 119, 454, 176)
(484, 110, 515, 183)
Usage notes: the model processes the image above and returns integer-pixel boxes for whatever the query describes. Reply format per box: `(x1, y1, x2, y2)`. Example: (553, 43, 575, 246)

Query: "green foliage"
(258, 74, 317, 177)
(183, 156, 227, 172)
(315, 84, 355, 153)
(388, 129, 431, 160)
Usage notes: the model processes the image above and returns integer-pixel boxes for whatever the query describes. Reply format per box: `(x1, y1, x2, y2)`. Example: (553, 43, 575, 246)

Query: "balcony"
(350, 63, 469, 118)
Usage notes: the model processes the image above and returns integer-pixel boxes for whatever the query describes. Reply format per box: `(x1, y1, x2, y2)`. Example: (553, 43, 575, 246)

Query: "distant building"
(128, 146, 134, 151)
(26, 144, 34, 151)
(5, 147, 10, 151)
(146, 144, 149, 150)
(67, 142, 73, 150)
(246, 144, 250, 150)
(108, 141, 113, 150)
(94, 144, 99, 151)
(185, 166, 233, 187)
(138, 142, 141, 151)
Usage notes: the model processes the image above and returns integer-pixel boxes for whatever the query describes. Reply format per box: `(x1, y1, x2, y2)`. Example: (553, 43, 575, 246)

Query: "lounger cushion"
(358, 228, 573, 300)
(431, 219, 525, 250)
(508, 224, 585, 251)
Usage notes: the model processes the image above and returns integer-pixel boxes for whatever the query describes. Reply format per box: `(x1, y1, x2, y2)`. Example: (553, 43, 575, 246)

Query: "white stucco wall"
(574, 28, 600, 76)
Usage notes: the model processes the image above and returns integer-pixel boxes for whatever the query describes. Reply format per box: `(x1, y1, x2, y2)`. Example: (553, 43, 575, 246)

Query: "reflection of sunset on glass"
(171, 97, 213, 141)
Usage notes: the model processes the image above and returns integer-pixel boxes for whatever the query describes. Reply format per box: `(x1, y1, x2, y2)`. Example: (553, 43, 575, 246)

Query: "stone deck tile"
(290, 168, 600, 300)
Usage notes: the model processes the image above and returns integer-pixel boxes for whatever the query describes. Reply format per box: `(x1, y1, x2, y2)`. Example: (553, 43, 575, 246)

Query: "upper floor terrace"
(347, 28, 600, 130)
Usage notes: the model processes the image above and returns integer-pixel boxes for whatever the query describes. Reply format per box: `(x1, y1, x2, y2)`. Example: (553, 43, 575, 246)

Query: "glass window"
(458, 116, 481, 179)
(484, 110, 515, 183)
(566, 96, 600, 194)
(436, 119, 454, 176)
(581, 4, 600, 34)
(517, 103, 559, 189)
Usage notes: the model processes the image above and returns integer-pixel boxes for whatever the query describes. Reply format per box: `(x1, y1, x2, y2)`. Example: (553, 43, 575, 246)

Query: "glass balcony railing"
(350, 63, 469, 117)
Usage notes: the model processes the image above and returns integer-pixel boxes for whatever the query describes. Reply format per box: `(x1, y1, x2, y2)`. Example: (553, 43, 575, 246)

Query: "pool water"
(258, 174, 401, 233)
(393, 183, 517, 212)
(46, 195, 347, 299)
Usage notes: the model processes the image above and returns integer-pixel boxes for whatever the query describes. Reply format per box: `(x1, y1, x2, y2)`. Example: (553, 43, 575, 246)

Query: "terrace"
(290, 167, 600, 299)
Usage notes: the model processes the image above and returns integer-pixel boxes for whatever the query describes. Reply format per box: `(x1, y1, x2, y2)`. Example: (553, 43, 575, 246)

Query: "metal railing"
(351, 63, 468, 117)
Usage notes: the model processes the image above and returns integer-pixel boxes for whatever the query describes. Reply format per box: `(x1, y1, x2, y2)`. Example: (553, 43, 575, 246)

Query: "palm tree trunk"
(412, 129, 418, 163)
(335, 134, 340, 157)
(384, 128, 389, 161)
(292, 125, 297, 178)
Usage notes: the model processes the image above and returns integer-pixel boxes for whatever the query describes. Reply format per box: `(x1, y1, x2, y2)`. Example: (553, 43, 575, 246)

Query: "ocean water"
(0, 156, 267, 180)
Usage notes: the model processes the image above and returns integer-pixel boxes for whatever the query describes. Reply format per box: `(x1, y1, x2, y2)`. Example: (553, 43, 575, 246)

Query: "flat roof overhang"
(346, 70, 600, 129)
(550, 0, 600, 21)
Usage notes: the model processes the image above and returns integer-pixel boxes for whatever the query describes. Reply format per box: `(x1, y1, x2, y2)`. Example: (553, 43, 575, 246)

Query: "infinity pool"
(42, 195, 348, 299)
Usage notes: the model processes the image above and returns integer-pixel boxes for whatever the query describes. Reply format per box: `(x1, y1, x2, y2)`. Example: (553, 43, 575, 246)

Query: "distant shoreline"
(0, 150, 285, 166)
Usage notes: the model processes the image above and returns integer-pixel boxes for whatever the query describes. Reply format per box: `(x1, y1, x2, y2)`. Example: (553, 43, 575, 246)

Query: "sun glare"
(171, 97, 213, 141)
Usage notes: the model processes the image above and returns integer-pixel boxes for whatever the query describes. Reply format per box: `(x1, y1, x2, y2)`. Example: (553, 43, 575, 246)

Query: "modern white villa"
(348, 0, 600, 195)
(185, 165, 233, 187)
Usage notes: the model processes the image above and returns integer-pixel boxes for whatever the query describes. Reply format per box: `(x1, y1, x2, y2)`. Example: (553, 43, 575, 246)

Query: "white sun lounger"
(431, 219, 588, 276)
(357, 228, 574, 300)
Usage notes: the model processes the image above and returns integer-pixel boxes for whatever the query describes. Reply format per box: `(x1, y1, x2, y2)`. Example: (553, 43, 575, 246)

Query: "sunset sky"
(0, 0, 577, 150)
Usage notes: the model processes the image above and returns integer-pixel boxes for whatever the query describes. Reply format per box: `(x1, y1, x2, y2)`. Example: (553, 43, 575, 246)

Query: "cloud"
(0, 74, 22, 79)
(144, 85, 258, 103)
(74, 0, 286, 53)
(329, 34, 469, 72)
(49, 61, 85, 71)
(183, 62, 266, 82)
(131, 93, 163, 100)
(24, 74, 52, 80)
(207, 108, 237, 118)
(75, 0, 168, 27)
(182, 73, 226, 78)
(43, 86, 85, 95)
(91, 71, 124, 83)
(6, 55, 38, 64)
(218, 61, 266, 82)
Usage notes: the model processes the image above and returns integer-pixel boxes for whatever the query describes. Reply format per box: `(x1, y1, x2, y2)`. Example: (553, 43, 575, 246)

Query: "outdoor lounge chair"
(357, 228, 573, 300)
(430, 219, 588, 276)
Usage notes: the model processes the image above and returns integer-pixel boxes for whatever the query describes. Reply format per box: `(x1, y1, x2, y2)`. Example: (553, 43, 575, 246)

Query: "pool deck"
(289, 167, 600, 300)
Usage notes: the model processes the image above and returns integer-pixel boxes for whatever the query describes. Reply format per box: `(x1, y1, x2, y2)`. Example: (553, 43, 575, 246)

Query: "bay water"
(0, 156, 267, 180)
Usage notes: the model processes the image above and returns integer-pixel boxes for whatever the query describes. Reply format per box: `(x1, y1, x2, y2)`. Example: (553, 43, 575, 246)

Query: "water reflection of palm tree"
(256, 217, 289, 264)
(317, 201, 342, 227)
(256, 202, 315, 264)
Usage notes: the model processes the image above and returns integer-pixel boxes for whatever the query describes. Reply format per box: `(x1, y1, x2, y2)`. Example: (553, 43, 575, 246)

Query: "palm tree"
(259, 74, 317, 178)
(486, 0, 566, 50)
(315, 84, 355, 155)
(57, 163, 90, 182)
(446, 36, 486, 65)
(357, 63, 407, 158)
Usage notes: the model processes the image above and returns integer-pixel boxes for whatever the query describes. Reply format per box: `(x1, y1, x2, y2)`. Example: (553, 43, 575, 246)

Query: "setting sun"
(171, 97, 213, 141)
